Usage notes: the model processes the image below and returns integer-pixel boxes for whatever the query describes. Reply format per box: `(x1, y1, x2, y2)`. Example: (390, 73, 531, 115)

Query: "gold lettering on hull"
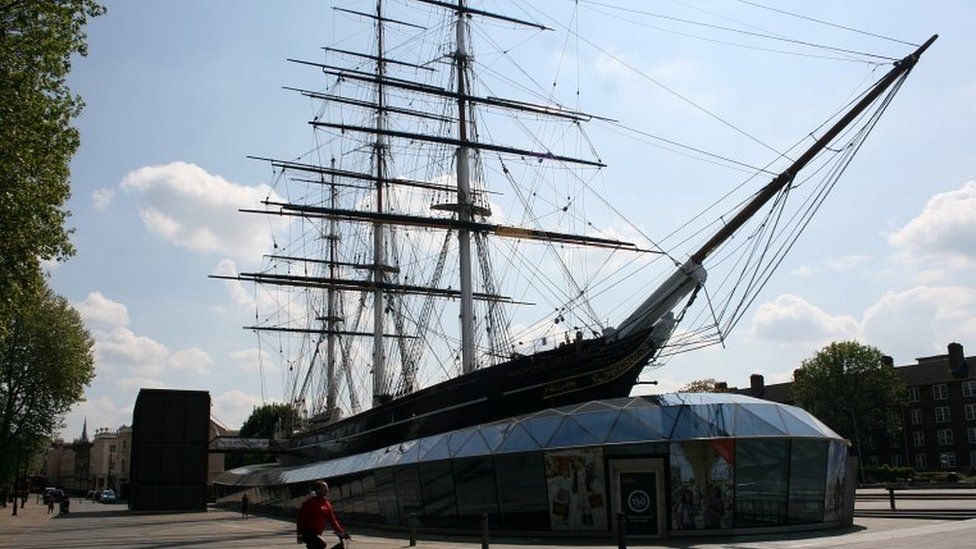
(542, 339, 655, 400)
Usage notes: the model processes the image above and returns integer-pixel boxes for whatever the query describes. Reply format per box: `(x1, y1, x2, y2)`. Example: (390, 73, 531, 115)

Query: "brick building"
(740, 343, 974, 472)
(41, 419, 92, 493)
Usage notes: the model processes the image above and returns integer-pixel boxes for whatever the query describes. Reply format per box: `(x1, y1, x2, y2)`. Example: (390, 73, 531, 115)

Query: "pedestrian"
(241, 492, 249, 519)
(47, 497, 54, 514)
(296, 480, 350, 549)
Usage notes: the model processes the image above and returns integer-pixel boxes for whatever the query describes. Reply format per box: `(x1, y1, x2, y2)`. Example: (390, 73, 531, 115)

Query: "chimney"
(750, 374, 765, 398)
(948, 342, 969, 379)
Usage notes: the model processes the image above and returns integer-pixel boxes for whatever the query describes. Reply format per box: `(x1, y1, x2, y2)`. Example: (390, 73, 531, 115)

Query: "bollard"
(481, 512, 489, 549)
(888, 487, 896, 510)
(617, 511, 626, 549)
(409, 512, 417, 547)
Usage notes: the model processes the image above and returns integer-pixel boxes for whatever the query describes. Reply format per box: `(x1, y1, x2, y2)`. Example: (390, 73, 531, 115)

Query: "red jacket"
(297, 495, 346, 537)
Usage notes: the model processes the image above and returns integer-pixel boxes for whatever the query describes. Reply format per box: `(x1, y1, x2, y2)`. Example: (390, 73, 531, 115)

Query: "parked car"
(99, 489, 116, 503)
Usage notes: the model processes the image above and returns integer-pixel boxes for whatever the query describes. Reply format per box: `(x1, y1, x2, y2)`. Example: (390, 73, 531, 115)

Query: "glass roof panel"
(478, 422, 510, 452)
(496, 422, 543, 453)
(775, 405, 825, 437)
(576, 401, 618, 413)
(453, 430, 492, 458)
(549, 416, 601, 448)
(629, 405, 678, 439)
(623, 397, 656, 409)
(747, 403, 788, 432)
(781, 405, 840, 438)
(669, 404, 731, 439)
(607, 409, 655, 443)
(521, 414, 565, 446)
(447, 430, 476, 455)
(733, 404, 787, 436)
(420, 434, 452, 461)
(571, 410, 619, 443)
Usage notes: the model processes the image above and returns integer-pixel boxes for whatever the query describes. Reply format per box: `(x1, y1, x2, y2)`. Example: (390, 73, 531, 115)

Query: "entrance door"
(619, 471, 658, 535)
(609, 458, 665, 537)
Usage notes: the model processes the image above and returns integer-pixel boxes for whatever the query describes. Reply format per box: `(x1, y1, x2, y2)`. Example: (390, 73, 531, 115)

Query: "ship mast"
(325, 158, 339, 414)
(454, 0, 476, 374)
(372, 0, 389, 405)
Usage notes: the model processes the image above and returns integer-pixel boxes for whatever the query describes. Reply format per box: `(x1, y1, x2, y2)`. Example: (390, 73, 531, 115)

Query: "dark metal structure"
(129, 389, 210, 511)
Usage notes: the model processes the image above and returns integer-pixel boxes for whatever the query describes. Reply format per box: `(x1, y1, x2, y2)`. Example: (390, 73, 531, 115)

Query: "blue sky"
(52, 0, 976, 438)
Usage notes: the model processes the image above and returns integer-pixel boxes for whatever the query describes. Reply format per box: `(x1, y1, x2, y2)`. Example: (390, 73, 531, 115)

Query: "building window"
(970, 450, 976, 467)
(933, 384, 949, 400)
(964, 380, 976, 398)
(966, 403, 976, 421)
(913, 431, 925, 447)
(915, 453, 926, 469)
(968, 427, 976, 444)
(891, 454, 903, 467)
(908, 387, 919, 402)
(938, 429, 954, 446)
(940, 451, 956, 469)
(109, 444, 116, 453)
(910, 409, 922, 425)
(936, 406, 951, 423)
(889, 436, 900, 449)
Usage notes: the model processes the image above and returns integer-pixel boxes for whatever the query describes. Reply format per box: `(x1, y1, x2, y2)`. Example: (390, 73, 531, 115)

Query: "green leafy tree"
(226, 403, 301, 469)
(0, 1, 105, 328)
(679, 378, 730, 393)
(791, 341, 906, 450)
(0, 286, 95, 484)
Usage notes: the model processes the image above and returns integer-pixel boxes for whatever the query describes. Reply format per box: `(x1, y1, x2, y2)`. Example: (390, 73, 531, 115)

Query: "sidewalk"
(8, 502, 976, 548)
(0, 497, 56, 548)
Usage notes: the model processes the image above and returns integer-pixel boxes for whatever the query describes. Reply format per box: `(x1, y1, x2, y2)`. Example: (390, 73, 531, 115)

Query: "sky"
(51, 0, 976, 440)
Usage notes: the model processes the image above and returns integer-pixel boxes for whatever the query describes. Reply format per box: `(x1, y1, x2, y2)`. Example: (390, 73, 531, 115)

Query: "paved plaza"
(3, 494, 976, 548)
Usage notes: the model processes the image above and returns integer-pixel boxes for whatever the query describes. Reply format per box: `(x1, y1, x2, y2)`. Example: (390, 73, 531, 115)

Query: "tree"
(680, 378, 731, 393)
(790, 341, 906, 450)
(0, 286, 95, 484)
(0, 1, 105, 328)
(226, 403, 301, 469)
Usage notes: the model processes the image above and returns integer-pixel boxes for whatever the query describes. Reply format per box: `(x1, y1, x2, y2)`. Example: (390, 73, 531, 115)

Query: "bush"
(862, 464, 915, 483)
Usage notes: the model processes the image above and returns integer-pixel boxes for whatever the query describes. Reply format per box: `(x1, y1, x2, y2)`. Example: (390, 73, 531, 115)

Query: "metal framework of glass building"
(215, 393, 852, 536)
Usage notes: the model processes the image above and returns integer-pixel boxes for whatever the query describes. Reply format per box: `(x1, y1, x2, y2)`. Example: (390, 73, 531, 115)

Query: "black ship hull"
(286, 329, 657, 462)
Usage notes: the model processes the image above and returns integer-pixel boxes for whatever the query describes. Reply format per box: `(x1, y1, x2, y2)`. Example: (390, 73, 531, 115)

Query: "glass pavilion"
(215, 393, 850, 536)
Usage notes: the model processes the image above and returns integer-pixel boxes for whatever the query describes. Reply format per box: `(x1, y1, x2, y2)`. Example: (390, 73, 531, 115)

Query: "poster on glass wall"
(823, 440, 847, 522)
(544, 448, 608, 530)
(669, 439, 734, 530)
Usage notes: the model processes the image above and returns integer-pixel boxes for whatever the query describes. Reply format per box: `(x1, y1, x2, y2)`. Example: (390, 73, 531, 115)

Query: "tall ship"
(214, 0, 935, 464)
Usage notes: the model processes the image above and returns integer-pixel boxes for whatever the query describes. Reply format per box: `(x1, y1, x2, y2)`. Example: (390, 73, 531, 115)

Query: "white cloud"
(824, 254, 873, 272)
(60, 396, 132, 438)
(169, 347, 214, 374)
(121, 161, 285, 261)
(116, 377, 171, 392)
(889, 181, 976, 264)
(94, 327, 212, 376)
(74, 291, 130, 328)
(862, 286, 976, 361)
(92, 188, 115, 211)
(214, 259, 253, 309)
(750, 294, 860, 346)
(212, 390, 265, 431)
(95, 327, 169, 373)
(230, 348, 277, 372)
(789, 254, 871, 277)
